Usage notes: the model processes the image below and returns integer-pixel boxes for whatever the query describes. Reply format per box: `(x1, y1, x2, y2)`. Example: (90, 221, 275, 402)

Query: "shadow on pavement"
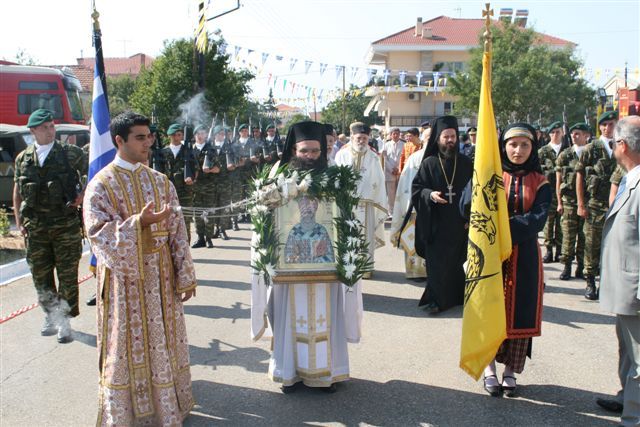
(189, 338, 269, 373)
(544, 283, 586, 296)
(192, 258, 251, 267)
(541, 305, 614, 328)
(184, 303, 250, 322)
(364, 292, 463, 319)
(369, 269, 421, 286)
(72, 330, 97, 348)
(196, 279, 250, 291)
(185, 378, 615, 426)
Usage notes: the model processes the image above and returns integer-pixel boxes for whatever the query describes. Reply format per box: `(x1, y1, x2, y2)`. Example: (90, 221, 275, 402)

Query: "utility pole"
(342, 66, 346, 133)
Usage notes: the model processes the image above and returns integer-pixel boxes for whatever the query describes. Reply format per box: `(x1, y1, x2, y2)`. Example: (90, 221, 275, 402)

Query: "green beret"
(167, 123, 183, 135)
(533, 124, 541, 131)
(569, 122, 591, 133)
(27, 109, 54, 128)
(194, 125, 208, 134)
(149, 123, 158, 133)
(598, 110, 618, 125)
(213, 125, 224, 135)
(547, 121, 562, 131)
(266, 124, 276, 130)
(238, 123, 249, 131)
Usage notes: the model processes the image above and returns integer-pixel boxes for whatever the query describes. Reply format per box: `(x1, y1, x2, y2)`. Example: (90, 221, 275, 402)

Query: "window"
(18, 81, 58, 90)
(444, 102, 454, 114)
(66, 90, 85, 121)
(18, 94, 63, 118)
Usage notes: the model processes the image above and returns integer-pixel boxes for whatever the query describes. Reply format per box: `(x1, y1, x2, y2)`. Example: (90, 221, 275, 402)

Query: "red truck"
(0, 64, 85, 126)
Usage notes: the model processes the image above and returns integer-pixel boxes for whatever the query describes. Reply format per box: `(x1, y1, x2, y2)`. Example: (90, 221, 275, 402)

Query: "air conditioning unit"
(407, 92, 420, 102)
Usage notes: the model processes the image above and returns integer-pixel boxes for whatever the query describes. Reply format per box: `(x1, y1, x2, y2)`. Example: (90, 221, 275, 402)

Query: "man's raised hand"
(140, 202, 171, 227)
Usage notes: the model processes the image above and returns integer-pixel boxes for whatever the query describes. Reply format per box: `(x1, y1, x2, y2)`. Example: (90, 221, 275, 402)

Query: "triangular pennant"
(304, 60, 313, 74)
(290, 58, 298, 71)
(234, 46, 241, 58)
(262, 52, 269, 65)
(351, 67, 359, 79)
(319, 63, 328, 76)
(276, 55, 283, 61)
(336, 66, 344, 80)
(218, 42, 228, 56)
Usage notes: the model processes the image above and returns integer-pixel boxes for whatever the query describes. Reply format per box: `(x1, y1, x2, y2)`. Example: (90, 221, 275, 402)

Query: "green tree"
(107, 74, 137, 116)
(321, 85, 379, 134)
(448, 22, 596, 127)
(283, 113, 311, 134)
(130, 38, 254, 131)
(11, 48, 38, 65)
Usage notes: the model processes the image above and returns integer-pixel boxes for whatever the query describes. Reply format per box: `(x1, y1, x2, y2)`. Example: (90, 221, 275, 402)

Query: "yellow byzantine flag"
(459, 49, 512, 380)
(195, 1, 208, 53)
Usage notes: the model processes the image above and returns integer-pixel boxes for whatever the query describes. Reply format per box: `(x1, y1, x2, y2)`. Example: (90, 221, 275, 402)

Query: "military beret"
(547, 121, 562, 131)
(598, 110, 618, 125)
(167, 123, 183, 135)
(27, 109, 54, 128)
(193, 125, 208, 134)
(569, 122, 591, 133)
(533, 124, 541, 131)
(467, 127, 477, 135)
(266, 124, 276, 130)
(212, 125, 224, 135)
(149, 123, 158, 133)
(238, 123, 249, 131)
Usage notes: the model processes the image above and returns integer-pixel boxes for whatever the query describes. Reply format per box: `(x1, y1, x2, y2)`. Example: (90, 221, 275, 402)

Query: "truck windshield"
(18, 94, 63, 118)
(66, 90, 85, 121)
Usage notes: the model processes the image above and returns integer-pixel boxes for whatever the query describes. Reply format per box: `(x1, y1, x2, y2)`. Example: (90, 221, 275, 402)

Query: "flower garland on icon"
(249, 163, 373, 287)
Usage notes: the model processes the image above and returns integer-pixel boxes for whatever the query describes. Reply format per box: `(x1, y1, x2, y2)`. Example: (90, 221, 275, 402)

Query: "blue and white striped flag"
(88, 9, 114, 270)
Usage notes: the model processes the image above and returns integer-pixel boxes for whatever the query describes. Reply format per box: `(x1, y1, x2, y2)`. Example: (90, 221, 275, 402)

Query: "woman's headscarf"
(422, 115, 459, 160)
(280, 121, 328, 165)
(499, 122, 542, 174)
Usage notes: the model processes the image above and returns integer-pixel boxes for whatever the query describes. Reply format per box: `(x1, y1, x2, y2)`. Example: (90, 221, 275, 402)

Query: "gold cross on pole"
(482, 3, 494, 52)
(297, 316, 307, 329)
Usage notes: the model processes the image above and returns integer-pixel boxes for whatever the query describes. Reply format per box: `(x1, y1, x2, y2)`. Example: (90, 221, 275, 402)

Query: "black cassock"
(411, 153, 473, 310)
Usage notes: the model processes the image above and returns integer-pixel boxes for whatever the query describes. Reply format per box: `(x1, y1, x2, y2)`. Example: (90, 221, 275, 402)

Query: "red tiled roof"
(372, 16, 574, 47)
(76, 53, 154, 76)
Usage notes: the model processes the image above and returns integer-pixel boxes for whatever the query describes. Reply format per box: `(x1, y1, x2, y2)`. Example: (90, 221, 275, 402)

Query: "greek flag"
(88, 10, 114, 270)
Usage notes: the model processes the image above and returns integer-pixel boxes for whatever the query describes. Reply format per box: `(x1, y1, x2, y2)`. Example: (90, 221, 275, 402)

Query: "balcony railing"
(388, 115, 440, 128)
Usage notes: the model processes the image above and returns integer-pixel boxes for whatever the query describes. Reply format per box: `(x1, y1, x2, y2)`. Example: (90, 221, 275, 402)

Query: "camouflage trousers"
(543, 200, 562, 250)
(559, 204, 585, 265)
(193, 182, 216, 237)
(583, 203, 608, 277)
(25, 219, 82, 317)
(213, 179, 233, 231)
(176, 187, 193, 239)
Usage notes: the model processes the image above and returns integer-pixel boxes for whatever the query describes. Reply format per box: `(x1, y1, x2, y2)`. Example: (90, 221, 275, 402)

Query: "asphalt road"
(0, 223, 622, 426)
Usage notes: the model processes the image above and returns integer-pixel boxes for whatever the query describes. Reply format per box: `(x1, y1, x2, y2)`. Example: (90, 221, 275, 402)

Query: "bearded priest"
(334, 122, 388, 277)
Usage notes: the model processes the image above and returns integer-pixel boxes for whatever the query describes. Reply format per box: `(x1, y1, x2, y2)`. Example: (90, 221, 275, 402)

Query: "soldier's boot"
(542, 247, 553, 264)
(191, 235, 206, 248)
(220, 229, 230, 240)
(57, 316, 73, 344)
(559, 263, 572, 281)
(584, 275, 598, 301)
(212, 227, 220, 239)
(41, 313, 57, 336)
(554, 247, 562, 263)
(575, 263, 584, 279)
(232, 218, 240, 231)
(205, 237, 214, 248)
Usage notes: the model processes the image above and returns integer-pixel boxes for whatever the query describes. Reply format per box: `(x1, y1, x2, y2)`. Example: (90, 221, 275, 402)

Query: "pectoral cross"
(445, 185, 456, 203)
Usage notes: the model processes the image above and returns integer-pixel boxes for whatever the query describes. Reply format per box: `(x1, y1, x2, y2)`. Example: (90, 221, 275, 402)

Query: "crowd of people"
(11, 107, 639, 425)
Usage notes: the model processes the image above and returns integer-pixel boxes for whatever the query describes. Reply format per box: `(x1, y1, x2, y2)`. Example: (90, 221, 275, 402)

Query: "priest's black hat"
(350, 122, 371, 135)
(280, 121, 327, 165)
(324, 123, 335, 136)
(422, 115, 459, 159)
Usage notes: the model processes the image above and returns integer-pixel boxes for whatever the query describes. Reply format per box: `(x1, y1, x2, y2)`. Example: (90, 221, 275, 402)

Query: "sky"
(1, 0, 638, 110)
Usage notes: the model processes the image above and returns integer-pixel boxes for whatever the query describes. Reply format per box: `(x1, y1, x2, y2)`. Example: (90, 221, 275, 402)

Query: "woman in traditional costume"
(482, 123, 551, 397)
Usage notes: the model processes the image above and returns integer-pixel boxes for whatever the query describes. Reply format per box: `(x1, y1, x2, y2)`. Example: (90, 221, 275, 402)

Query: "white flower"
(258, 248, 267, 258)
(254, 178, 264, 188)
(347, 236, 359, 247)
(319, 173, 328, 187)
(282, 178, 298, 199)
(256, 204, 268, 213)
(344, 263, 356, 279)
(290, 170, 299, 183)
(252, 233, 261, 246)
(334, 180, 340, 189)
(265, 263, 277, 278)
(277, 173, 286, 187)
(297, 174, 313, 193)
(342, 250, 357, 264)
(345, 219, 358, 229)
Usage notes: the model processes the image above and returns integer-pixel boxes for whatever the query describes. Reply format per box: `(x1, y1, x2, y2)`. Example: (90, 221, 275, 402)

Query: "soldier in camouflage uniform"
(538, 121, 565, 263)
(210, 125, 235, 239)
(263, 123, 282, 164)
(575, 110, 618, 300)
(161, 123, 198, 241)
(191, 125, 216, 248)
(555, 123, 590, 280)
(12, 109, 87, 343)
(232, 124, 260, 224)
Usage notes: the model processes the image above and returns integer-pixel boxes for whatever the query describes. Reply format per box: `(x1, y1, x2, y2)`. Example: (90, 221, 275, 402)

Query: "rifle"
(150, 106, 164, 173)
(183, 123, 195, 180)
(222, 113, 235, 169)
(203, 113, 218, 170)
(561, 104, 572, 149)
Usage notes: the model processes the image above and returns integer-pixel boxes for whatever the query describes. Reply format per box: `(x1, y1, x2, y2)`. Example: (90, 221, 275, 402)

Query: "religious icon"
(274, 195, 338, 283)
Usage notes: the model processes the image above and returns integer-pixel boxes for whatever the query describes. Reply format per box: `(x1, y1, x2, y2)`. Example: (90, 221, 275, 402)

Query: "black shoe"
(575, 264, 584, 279)
(424, 302, 441, 315)
(281, 384, 298, 394)
(86, 294, 97, 306)
(221, 230, 230, 240)
(322, 384, 337, 393)
(205, 237, 214, 248)
(191, 236, 206, 248)
(559, 263, 572, 280)
(502, 375, 517, 397)
(542, 249, 553, 264)
(41, 316, 57, 336)
(554, 249, 561, 263)
(211, 228, 220, 239)
(483, 375, 502, 397)
(233, 222, 240, 231)
(596, 398, 623, 413)
(585, 276, 598, 300)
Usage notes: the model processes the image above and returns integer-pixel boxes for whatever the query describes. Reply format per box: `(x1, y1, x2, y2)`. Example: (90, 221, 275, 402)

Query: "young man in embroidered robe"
(83, 112, 197, 426)
(334, 122, 388, 278)
(250, 121, 363, 393)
